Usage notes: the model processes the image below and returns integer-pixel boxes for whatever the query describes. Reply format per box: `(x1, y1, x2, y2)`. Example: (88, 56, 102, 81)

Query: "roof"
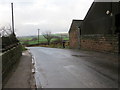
(69, 19, 83, 33)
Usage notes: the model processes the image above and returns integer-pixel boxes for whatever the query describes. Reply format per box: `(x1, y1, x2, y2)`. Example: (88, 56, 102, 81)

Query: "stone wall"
(69, 20, 83, 49)
(0, 38, 2, 90)
(80, 34, 118, 53)
(1, 44, 22, 81)
(69, 30, 79, 48)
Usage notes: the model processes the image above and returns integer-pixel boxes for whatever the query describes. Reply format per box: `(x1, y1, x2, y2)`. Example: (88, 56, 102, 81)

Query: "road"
(28, 47, 118, 88)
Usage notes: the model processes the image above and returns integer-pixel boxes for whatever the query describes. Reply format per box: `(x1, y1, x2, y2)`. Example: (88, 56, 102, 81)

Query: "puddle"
(72, 55, 92, 57)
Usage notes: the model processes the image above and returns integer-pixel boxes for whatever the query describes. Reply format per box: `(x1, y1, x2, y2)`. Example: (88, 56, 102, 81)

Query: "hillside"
(18, 33, 69, 45)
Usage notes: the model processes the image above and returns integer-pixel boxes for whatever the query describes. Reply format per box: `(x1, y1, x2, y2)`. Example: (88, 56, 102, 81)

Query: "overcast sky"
(0, 0, 94, 36)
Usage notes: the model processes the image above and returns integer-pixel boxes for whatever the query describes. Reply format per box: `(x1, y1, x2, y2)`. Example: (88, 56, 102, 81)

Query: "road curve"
(28, 47, 118, 88)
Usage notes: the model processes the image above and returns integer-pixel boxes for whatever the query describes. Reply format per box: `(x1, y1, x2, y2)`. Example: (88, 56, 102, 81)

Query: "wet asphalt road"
(28, 47, 118, 88)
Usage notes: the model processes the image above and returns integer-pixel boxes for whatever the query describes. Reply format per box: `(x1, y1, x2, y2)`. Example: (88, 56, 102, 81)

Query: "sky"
(0, 0, 94, 36)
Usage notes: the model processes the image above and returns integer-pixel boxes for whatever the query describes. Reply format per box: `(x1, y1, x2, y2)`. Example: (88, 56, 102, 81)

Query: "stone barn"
(69, 1, 120, 53)
(69, 20, 83, 49)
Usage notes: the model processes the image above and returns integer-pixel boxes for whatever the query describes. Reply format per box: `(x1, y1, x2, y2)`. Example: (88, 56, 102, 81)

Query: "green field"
(18, 33, 69, 45)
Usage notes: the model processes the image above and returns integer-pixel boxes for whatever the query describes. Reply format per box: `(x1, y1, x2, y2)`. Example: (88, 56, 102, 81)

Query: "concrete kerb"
(27, 50, 37, 88)
(27, 50, 42, 88)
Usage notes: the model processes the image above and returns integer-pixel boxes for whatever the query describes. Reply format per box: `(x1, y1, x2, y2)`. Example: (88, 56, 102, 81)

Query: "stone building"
(69, 1, 120, 53)
(69, 20, 82, 48)
(69, 20, 83, 49)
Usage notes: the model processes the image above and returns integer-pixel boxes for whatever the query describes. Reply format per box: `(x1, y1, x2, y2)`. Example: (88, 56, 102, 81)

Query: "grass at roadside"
(21, 46, 28, 51)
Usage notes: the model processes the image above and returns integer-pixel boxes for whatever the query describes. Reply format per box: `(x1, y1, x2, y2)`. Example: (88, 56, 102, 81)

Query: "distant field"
(18, 33, 69, 45)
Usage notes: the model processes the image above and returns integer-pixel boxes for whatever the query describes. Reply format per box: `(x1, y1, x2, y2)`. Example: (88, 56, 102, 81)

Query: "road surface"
(28, 47, 118, 88)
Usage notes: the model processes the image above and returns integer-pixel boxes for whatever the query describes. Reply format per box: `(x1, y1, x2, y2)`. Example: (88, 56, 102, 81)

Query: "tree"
(0, 25, 13, 37)
(0, 25, 18, 49)
(42, 31, 54, 45)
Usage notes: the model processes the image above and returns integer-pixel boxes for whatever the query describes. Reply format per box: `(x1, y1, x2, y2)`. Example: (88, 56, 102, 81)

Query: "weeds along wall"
(1, 44, 22, 81)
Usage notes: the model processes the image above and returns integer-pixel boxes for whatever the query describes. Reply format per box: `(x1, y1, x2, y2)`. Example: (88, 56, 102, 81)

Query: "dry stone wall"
(1, 44, 22, 81)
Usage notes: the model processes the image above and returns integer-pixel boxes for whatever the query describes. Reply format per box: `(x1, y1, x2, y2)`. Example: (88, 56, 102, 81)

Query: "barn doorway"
(115, 13, 120, 54)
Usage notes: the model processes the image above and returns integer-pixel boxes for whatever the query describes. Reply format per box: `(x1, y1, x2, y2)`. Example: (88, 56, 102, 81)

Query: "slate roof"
(69, 20, 83, 33)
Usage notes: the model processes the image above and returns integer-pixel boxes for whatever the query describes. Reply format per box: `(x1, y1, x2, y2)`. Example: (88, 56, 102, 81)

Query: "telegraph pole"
(11, 3, 15, 34)
(38, 29, 40, 45)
